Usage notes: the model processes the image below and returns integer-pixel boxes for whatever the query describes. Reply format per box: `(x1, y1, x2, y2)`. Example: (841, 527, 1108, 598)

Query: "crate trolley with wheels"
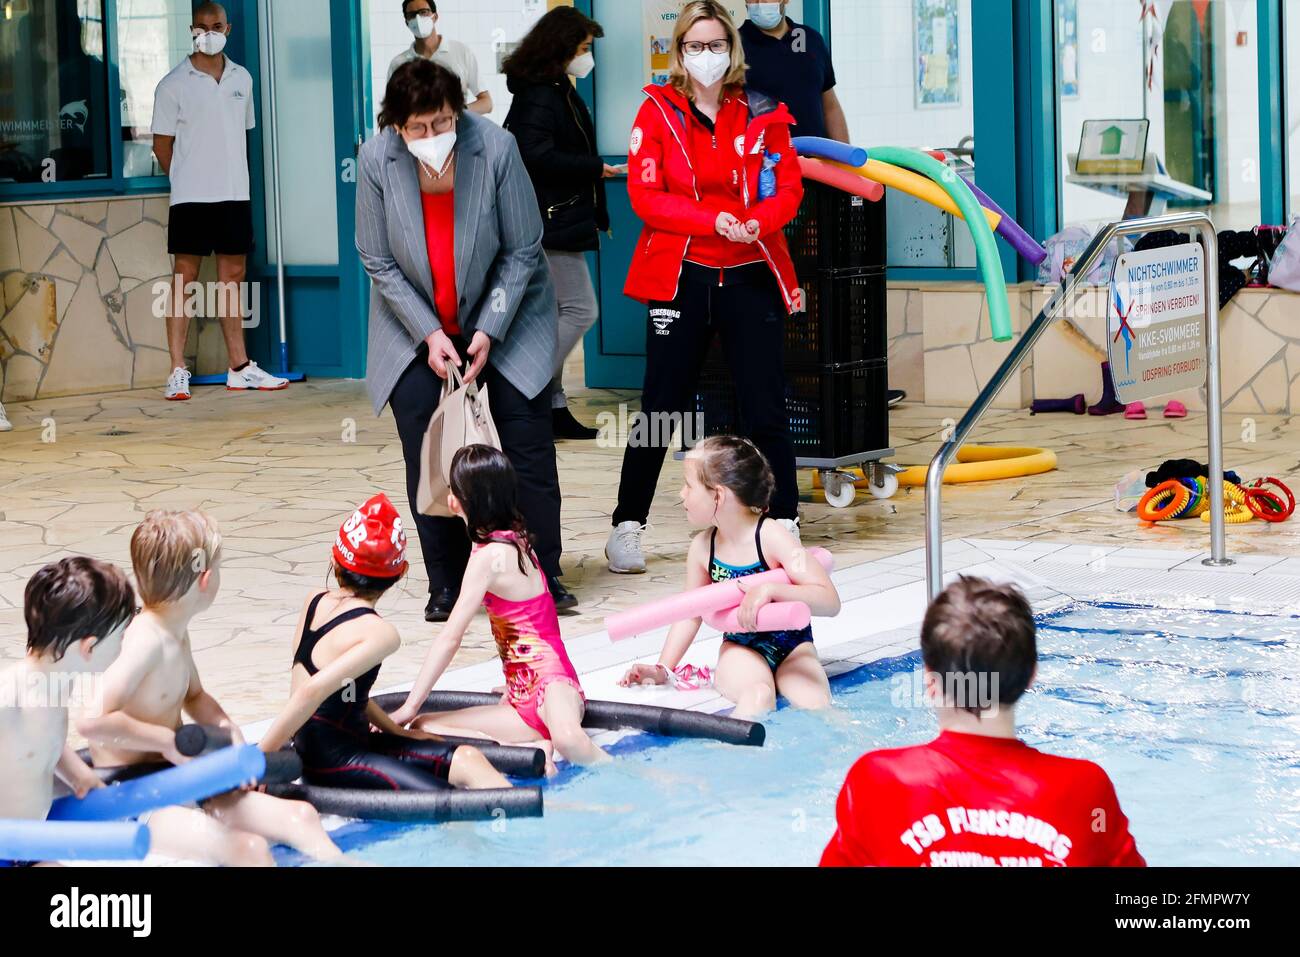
(685, 181, 900, 508)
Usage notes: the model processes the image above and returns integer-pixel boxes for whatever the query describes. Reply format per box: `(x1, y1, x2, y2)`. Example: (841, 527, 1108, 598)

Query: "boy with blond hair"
(79, 509, 340, 865)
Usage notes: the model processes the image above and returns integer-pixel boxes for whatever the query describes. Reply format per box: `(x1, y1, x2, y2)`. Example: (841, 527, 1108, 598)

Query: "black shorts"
(167, 200, 254, 257)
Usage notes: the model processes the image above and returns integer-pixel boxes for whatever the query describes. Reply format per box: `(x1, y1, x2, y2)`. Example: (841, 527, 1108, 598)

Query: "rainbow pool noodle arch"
(792, 137, 1051, 343)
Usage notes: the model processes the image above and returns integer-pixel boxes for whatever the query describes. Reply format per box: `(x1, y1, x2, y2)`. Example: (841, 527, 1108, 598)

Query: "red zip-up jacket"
(623, 82, 803, 312)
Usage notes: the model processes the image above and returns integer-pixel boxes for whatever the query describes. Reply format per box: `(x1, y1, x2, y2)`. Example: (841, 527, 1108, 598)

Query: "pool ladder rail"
(924, 211, 1233, 600)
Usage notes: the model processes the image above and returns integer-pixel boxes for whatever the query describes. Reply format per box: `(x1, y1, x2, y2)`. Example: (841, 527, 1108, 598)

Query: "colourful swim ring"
(1250, 477, 1295, 519)
(1200, 481, 1252, 524)
(894, 446, 1057, 486)
(1137, 480, 1192, 522)
(1244, 488, 1287, 522)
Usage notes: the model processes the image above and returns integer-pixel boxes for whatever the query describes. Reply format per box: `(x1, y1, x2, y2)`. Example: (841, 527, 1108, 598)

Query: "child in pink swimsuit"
(389, 445, 609, 773)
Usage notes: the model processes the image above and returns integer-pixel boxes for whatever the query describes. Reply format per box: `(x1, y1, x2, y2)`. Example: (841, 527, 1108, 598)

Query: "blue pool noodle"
(47, 745, 266, 822)
(0, 820, 150, 862)
(791, 136, 868, 169)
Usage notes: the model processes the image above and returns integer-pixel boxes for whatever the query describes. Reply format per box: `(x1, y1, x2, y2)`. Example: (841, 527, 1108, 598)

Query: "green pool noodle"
(869, 146, 1012, 343)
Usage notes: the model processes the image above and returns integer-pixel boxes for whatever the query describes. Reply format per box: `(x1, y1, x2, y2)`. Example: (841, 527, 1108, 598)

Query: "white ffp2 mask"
(407, 130, 457, 178)
(407, 15, 435, 39)
(566, 52, 595, 79)
(683, 49, 730, 88)
(194, 30, 227, 56)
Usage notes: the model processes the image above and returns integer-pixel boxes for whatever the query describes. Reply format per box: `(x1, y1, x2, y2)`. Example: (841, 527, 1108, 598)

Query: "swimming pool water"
(323, 602, 1300, 867)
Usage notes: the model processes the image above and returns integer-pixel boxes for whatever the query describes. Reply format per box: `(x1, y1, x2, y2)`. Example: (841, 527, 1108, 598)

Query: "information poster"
(643, 0, 748, 86)
(914, 0, 961, 108)
(1107, 243, 1208, 404)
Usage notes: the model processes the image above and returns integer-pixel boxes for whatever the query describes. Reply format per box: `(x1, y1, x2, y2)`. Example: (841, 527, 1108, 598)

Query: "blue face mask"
(749, 3, 784, 30)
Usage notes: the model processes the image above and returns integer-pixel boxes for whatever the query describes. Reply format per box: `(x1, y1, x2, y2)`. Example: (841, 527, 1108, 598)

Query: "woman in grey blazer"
(356, 60, 574, 620)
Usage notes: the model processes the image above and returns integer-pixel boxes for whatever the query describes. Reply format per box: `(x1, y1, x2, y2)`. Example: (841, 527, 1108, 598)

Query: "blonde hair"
(130, 509, 223, 607)
(668, 0, 747, 100)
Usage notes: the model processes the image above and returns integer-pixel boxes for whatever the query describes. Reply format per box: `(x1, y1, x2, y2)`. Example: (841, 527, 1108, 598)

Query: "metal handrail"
(924, 211, 1230, 600)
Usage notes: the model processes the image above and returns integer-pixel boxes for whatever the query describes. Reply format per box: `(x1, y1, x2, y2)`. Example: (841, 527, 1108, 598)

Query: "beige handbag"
(416, 363, 501, 517)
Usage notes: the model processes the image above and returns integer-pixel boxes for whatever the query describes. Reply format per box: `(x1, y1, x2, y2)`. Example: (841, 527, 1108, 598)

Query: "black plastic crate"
(691, 360, 888, 460)
(784, 181, 887, 273)
(788, 268, 887, 365)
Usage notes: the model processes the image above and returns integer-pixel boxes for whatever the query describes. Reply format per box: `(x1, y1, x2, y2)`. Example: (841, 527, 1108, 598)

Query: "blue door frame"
(241, 0, 370, 379)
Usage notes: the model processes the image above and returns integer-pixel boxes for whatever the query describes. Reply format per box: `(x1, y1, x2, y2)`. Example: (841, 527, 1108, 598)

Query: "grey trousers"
(544, 249, 599, 410)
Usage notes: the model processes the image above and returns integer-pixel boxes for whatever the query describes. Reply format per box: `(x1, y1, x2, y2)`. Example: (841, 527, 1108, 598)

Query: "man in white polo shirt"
(387, 0, 493, 116)
(151, 1, 287, 400)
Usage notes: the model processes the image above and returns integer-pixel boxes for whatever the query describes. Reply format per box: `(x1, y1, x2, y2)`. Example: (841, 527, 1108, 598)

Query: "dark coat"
(503, 74, 609, 252)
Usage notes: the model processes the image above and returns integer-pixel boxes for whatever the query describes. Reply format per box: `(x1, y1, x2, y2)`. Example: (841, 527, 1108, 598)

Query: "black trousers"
(389, 342, 563, 592)
(613, 262, 798, 525)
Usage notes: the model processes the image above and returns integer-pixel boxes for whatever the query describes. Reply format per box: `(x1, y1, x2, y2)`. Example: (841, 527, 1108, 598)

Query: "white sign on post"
(1107, 242, 1207, 404)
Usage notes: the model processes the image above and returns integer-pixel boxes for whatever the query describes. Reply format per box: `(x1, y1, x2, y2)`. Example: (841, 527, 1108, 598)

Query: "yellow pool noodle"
(830, 160, 1002, 230)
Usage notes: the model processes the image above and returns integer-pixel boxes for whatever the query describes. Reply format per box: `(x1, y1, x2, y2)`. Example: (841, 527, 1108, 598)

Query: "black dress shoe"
(425, 587, 457, 623)
(552, 406, 599, 440)
(887, 389, 907, 407)
(547, 576, 578, 612)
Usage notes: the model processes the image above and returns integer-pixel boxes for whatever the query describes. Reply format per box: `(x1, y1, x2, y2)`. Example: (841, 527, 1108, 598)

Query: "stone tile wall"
(885, 281, 1298, 414)
(0, 196, 230, 403)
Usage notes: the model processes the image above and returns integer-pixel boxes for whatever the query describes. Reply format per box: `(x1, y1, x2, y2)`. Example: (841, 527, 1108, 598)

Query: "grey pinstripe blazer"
(356, 113, 558, 415)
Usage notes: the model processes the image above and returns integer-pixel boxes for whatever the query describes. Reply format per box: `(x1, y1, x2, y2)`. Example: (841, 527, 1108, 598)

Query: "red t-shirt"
(421, 190, 459, 336)
(820, 730, 1146, 868)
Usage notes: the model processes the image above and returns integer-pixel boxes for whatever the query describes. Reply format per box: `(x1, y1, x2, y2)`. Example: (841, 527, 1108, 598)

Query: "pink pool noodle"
(703, 601, 812, 634)
(799, 157, 885, 203)
(606, 547, 834, 641)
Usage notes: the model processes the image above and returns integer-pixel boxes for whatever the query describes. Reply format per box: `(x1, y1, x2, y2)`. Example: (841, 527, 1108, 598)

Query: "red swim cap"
(333, 493, 409, 579)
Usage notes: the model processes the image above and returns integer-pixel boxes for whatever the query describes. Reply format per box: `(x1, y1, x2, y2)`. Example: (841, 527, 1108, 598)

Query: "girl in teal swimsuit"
(620, 436, 840, 718)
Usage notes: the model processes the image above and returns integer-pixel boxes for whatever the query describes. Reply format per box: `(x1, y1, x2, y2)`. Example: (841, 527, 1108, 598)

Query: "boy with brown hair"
(821, 576, 1145, 868)
(1, 558, 135, 833)
(79, 509, 340, 865)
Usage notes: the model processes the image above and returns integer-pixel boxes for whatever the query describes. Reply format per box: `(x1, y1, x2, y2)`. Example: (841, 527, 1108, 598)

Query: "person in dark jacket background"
(503, 7, 624, 441)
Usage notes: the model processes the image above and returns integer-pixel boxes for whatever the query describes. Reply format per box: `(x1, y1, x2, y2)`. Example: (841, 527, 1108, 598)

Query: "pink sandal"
(1164, 400, 1187, 418)
(1124, 402, 1147, 420)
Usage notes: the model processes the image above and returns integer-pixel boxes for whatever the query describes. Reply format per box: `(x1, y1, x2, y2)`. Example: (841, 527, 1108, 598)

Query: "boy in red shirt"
(821, 576, 1145, 867)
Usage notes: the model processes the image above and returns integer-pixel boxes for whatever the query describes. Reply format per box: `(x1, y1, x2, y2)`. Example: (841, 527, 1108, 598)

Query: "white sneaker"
(227, 360, 288, 392)
(606, 521, 647, 574)
(777, 517, 802, 543)
(164, 367, 192, 401)
(0, 402, 11, 432)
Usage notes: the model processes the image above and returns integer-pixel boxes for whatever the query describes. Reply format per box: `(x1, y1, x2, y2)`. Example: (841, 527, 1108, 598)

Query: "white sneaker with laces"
(0, 401, 11, 432)
(227, 360, 289, 392)
(164, 367, 192, 401)
(606, 521, 647, 574)
(776, 517, 801, 543)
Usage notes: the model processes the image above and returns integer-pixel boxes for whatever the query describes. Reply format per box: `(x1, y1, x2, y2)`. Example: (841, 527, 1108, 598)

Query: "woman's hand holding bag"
(415, 360, 502, 517)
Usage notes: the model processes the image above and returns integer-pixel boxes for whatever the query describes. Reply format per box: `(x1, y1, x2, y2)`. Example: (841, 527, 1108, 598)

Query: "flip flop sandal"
(1164, 400, 1187, 418)
(1124, 402, 1148, 420)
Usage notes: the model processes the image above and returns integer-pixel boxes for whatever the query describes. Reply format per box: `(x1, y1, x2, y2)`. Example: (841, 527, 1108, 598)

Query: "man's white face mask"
(407, 13, 436, 39)
(193, 30, 228, 56)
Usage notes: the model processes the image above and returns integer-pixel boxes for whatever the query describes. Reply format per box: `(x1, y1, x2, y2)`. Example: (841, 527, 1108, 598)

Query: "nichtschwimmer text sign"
(1107, 242, 1207, 404)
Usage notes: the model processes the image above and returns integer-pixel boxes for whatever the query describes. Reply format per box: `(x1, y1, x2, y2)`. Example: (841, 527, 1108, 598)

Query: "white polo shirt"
(151, 55, 256, 206)
(386, 37, 486, 104)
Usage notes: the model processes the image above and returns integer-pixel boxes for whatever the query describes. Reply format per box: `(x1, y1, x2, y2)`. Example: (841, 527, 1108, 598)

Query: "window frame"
(0, 0, 193, 202)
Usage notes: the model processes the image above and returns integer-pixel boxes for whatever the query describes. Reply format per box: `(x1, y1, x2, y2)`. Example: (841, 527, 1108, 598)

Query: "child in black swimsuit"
(620, 436, 840, 718)
(259, 493, 507, 791)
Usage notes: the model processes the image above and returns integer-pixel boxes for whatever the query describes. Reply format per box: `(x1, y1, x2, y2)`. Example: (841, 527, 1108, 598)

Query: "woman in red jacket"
(606, 0, 804, 574)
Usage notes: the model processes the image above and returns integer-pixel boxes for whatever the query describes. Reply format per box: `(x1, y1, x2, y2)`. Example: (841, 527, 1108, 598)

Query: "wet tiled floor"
(2, 359, 1296, 724)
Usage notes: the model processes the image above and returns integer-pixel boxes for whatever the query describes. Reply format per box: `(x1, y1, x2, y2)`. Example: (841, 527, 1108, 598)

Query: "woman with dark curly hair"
(503, 7, 624, 441)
